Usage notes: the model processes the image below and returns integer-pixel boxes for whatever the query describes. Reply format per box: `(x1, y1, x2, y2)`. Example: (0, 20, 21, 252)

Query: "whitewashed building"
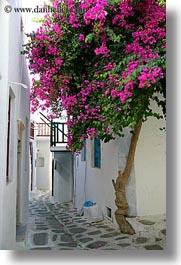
(0, 0, 30, 249)
(74, 106, 166, 226)
(35, 122, 52, 191)
(33, 115, 68, 195)
(33, 104, 166, 228)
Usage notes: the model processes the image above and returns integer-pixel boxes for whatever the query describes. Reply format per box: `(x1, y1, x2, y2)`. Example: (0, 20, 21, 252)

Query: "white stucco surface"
(75, 139, 119, 225)
(0, 0, 16, 249)
(74, 115, 166, 225)
(0, 0, 30, 249)
(36, 137, 52, 190)
(135, 113, 166, 216)
(74, 157, 86, 210)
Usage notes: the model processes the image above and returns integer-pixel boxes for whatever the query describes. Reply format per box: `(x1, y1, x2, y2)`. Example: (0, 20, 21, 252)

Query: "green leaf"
(85, 33, 96, 44)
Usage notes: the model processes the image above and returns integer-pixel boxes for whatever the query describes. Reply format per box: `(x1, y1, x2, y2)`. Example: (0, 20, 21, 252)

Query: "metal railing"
(35, 112, 68, 146)
(37, 123, 51, 136)
(50, 122, 68, 146)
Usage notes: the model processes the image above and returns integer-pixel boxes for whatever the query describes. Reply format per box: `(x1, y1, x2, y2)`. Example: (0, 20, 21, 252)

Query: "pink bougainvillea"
(23, 0, 166, 152)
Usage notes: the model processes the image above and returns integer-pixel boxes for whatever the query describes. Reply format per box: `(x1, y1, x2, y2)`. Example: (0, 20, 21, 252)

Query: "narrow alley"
(0, 0, 167, 252)
(16, 191, 166, 250)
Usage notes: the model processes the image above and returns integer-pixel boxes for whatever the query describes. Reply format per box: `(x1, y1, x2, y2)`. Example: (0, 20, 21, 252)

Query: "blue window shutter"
(94, 138, 101, 168)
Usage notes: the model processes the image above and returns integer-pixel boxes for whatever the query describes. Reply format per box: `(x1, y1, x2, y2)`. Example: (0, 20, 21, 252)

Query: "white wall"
(0, 0, 16, 250)
(0, 0, 30, 249)
(17, 55, 30, 225)
(135, 105, 166, 216)
(17, 119, 30, 225)
(74, 156, 86, 210)
(75, 139, 120, 225)
(75, 113, 166, 224)
(36, 137, 52, 190)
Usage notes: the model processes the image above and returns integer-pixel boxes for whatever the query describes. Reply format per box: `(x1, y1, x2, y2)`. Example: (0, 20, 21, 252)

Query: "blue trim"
(94, 138, 101, 168)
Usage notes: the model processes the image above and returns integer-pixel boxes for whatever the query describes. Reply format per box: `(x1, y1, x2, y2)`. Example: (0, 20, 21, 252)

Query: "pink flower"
(111, 89, 119, 99)
(119, 92, 127, 103)
(55, 58, 63, 66)
(69, 12, 78, 24)
(94, 42, 110, 57)
(83, 2, 107, 25)
(72, 23, 82, 28)
(105, 127, 109, 134)
(86, 127, 96, 139)
(67, 0, 75, 10)
(79, 34, 85, 42)
(103, 62, 116, 71)
(138, 67, 164, 88)
(47, 45, 57, 55)
(85, 104, 89, 109)
(53, 23, 61, 34)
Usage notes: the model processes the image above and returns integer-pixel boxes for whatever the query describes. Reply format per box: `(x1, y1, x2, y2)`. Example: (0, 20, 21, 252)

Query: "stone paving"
(16, 191, 166, 250)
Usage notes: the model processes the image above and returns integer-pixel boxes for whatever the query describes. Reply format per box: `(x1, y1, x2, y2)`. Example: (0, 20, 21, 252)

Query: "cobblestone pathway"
(16, 191, 166, 250)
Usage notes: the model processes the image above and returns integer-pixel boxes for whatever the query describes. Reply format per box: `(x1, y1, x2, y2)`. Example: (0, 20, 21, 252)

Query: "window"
(36, 157, 45, 167)
(25, 117, 29, 171)
(93, 138, 101, 168)
(81, 140, 86, 161)
(6, 88, 15, 183)
(106, 206, 112, 221)
(6, 96, 11, 182)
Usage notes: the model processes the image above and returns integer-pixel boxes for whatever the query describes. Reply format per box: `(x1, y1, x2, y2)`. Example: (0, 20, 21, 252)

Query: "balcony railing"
(36, 122, 68, 146)
(35, 113, 68, 146)
(37, 123, 51, 137)
(50, 122, 68, 146)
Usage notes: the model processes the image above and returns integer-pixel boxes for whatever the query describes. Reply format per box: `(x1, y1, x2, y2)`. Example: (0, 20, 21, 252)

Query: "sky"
(22, 0, 50, 33)
(21, 0, 51, 121)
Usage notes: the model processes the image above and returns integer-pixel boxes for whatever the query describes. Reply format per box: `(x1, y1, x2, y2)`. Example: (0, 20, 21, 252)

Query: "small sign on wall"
(36, 157, 44, 167)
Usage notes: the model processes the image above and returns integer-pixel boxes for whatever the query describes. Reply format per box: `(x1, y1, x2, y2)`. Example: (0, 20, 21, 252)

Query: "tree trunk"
(112, 119, 142, 234)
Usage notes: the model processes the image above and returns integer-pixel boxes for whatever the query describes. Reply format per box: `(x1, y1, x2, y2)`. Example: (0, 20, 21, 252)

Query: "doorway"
(29, 142, 33, 191)
(53, 151, 74, 204)
(16, 139, 22, 225)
